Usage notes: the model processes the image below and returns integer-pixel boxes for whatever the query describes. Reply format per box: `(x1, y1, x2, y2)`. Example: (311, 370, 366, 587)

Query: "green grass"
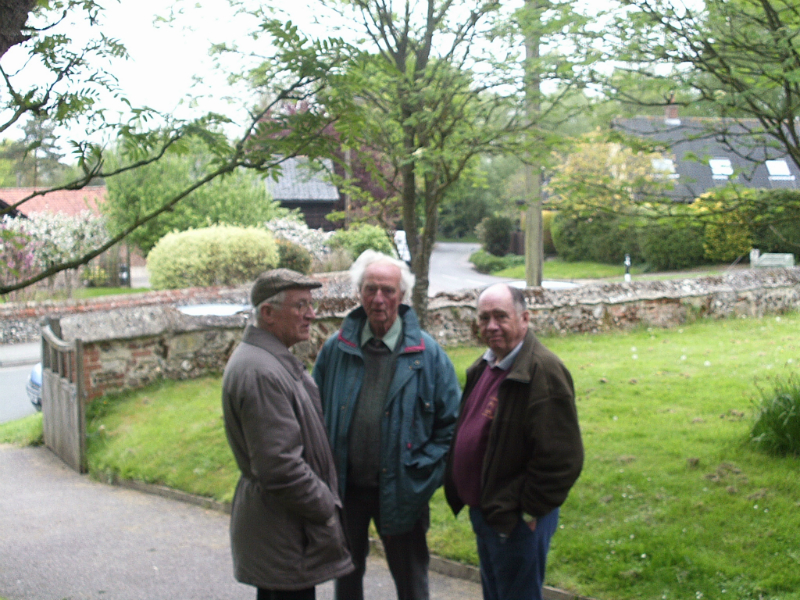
(84, 377, 239, 501)
(494, 257, 732, 282)
(73, 287, 149, 299)
(1, 287, 150, 304)
(3, 313, 800, 599)
(0, 412, 42, 445)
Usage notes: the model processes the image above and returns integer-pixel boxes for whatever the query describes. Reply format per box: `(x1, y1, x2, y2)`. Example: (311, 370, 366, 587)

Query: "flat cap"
(251, 268, 322, 306)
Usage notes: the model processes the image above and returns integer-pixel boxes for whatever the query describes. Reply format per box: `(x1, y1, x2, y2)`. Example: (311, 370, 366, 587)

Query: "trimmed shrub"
(470, 249, 524, 274)
(750, 374, 800, 457)
(693, 191, 754, 263)
(551, 213, 640, 264)
(476, 215, 514, 257)
(312, 248, 353, 273)
(147, 225, 278, 290)
(328, 224, 394, 258)
(638, 221, 708, 271)
(750, 189, 800, 259)
(276, 238, 312, 274)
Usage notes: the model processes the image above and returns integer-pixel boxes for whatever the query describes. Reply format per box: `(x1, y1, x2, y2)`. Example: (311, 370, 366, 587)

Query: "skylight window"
(709, 158, 734, 180)
(766, 159, 795, 181)
(651, 158, 679, 179)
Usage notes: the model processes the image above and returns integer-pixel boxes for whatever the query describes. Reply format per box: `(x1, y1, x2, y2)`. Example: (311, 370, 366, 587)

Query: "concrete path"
(0, 444, 482, 600)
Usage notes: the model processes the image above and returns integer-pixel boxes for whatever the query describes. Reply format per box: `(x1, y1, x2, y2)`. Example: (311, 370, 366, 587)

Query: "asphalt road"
(0, 445, 482, 600)
(0, 343, 40, 424)
(0, 365, 37, 424)
(428, 242, 513, 296)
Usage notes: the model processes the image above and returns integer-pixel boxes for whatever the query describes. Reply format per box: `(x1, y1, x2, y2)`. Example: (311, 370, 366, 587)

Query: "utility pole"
(523, 0, 544, 287)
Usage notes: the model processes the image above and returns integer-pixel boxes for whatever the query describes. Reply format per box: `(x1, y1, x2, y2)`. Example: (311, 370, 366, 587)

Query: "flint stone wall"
(5, 268, 799, 402)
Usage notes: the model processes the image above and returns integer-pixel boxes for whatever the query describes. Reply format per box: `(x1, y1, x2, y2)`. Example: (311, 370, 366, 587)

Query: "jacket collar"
(242, 324, 305, 379)
(337, 304, 425, 354)
(504, 328, 539, 383)
(469, 328, 538, 385)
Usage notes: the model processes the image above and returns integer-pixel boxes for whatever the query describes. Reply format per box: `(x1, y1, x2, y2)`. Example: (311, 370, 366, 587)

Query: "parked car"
(27, 362, 42, 411)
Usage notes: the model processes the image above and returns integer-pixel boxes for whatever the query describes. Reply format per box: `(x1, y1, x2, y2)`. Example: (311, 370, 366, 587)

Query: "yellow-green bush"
(328, 224, 394, 258)
(276, 238, 312, 274)
(695, 190, 754, 263)
(147, 225, 278, 289)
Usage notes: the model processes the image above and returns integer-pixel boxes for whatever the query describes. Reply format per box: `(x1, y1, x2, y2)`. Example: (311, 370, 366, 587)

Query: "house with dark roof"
(266, 157, 343, 230)
(612, 110, 799, 201)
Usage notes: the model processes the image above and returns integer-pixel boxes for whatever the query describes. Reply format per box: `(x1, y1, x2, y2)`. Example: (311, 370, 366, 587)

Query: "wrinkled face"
(477, 285, 529, 360)
(262, 288, 316, 348)
(360, 261, 403, 338)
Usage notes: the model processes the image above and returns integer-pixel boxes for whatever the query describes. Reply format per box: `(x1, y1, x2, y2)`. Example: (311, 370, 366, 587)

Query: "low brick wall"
(4, 268, 799, 402)
(73, 311, 247, 401)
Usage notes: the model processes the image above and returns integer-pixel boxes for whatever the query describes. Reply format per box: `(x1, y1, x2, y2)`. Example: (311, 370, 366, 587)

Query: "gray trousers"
(335, 485, 430, 600)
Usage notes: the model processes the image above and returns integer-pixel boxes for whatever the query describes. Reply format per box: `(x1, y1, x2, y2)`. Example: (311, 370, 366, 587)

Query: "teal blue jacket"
(313, 305, 461, 536)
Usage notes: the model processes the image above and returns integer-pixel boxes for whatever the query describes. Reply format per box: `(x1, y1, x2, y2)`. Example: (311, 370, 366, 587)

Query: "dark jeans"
(469, 506, 559, 600)
(256, 588, 315, 600)
(335, 485, 430, 600)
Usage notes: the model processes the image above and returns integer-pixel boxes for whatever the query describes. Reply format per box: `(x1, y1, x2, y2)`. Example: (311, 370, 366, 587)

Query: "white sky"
(2, 0, 626, 151)
(2, 0, 314, 146)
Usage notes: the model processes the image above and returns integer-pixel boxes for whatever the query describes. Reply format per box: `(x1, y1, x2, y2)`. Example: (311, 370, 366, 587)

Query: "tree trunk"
(0, 0, 35, 59)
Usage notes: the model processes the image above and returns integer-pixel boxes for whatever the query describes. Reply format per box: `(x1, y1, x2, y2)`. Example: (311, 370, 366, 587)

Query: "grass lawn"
(73, 287, 150, 299)
(494, 257, 734, 282)
(3, 312, 800, 599)
(1, 287, 150, 304)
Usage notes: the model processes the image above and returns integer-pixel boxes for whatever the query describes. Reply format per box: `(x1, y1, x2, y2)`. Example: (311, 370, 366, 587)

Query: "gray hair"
(349, 249, 415, 303)
(253, 290, 287, 326)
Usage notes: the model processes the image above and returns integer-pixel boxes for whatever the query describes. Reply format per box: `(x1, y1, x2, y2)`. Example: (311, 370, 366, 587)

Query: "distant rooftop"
(266, 157, 339, 202)
(0, 186, 106, 217)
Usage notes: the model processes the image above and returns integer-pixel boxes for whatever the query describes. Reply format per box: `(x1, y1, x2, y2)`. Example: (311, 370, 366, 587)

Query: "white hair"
(253, 291, 287, 326)
(349, 249, 415, 303)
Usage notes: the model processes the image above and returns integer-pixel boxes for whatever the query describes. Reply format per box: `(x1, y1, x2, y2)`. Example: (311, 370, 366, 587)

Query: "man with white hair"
(313, 250, 460, 600)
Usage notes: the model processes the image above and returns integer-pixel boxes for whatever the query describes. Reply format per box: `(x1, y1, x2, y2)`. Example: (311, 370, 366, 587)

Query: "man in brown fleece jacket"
(445, 283, 583, 600)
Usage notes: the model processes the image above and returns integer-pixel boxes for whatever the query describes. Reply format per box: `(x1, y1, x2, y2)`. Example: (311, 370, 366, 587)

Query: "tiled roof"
(266, 157, 340, 202)
(0, 186, 106, 217)
(613, 117, 799, 200)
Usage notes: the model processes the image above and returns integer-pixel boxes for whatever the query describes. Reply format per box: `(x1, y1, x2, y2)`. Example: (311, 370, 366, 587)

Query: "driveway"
(0, 445, 481, 600)
(0, 343, 40, 424)
(428, 243, 514, 295)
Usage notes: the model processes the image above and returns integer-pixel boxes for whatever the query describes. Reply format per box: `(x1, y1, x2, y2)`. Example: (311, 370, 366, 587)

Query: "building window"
(766, 159, 795, 181)
(709, 158, 734, 180)
(651, 158, 679, 180)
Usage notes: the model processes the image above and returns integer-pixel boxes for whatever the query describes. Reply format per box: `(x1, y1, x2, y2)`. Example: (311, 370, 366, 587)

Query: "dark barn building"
(267, 157, 344, 231)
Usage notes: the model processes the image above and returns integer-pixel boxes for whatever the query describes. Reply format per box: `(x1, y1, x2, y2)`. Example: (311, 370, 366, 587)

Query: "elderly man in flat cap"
(222, 268, 353, 600)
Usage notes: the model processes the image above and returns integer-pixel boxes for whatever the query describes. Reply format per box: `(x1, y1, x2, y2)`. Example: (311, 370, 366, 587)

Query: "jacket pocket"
(408, 394, 435, 451)
(302, 508, 350, 570)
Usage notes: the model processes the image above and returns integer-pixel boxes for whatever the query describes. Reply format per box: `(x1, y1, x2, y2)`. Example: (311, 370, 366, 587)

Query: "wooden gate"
(41, 319, 86, 473)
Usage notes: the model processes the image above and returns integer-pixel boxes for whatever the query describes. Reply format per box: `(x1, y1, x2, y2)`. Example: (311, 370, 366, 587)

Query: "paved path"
(0, 342, 39, 368)
(0, 444, 482, 600)
(428, 243, 514, 295)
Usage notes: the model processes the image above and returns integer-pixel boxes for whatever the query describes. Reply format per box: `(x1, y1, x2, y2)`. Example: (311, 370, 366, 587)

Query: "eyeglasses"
(287, 299, 317, 313)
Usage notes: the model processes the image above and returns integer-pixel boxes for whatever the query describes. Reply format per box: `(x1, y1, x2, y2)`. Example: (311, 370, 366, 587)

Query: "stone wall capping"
(3, 267, 799, 399)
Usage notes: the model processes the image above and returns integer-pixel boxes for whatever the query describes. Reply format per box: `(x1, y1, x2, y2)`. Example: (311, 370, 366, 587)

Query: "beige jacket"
(222, 325, 352, 590)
